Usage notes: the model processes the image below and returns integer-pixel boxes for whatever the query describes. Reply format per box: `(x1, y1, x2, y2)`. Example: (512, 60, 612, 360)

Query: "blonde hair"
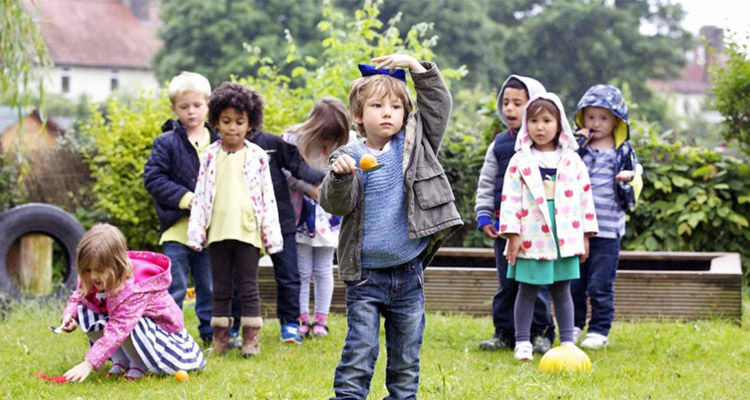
(291, 97, 350, 163)
(76, 224, 133, 293)
(167, 71, 211, 104)
(349, 75, 413, 137)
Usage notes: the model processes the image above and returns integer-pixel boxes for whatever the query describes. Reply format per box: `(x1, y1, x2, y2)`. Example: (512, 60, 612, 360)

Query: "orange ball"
(175, 370, 189, 382)
(360, 154, 377, 170)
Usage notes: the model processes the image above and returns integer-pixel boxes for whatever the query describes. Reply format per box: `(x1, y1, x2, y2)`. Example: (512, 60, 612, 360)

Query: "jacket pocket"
(413, 162, 455, 210)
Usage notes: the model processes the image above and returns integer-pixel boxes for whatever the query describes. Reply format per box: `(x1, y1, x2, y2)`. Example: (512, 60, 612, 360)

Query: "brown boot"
(241, 316, 263, 357)
(210, 316, 233, 355)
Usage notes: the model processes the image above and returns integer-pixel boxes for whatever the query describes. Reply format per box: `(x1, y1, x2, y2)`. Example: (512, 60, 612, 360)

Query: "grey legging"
(514, 280, 575, 344)
(297, 243, 335, 316)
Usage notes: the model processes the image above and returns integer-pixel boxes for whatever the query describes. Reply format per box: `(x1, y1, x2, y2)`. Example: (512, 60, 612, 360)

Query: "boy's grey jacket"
(318, 62, 463, 281)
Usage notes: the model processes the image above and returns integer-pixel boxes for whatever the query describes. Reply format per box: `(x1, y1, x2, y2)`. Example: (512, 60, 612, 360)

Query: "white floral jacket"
(499, 92, 598, 260)
(187, 140, 283, 254)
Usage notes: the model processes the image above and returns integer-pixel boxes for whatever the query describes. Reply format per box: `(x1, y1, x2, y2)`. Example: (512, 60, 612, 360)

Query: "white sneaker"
(580, 332, 608, 349)
(514, 341, 533, 361)
(572, 327, 583, 343)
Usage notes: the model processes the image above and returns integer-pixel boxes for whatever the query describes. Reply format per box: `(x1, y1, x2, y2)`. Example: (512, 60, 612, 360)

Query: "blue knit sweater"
(350, 132, 428, 268)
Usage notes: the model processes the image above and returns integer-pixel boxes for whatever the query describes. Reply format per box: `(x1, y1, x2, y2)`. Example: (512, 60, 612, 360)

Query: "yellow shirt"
(159, 128, 211, 245)
(206, 148, 263, 250)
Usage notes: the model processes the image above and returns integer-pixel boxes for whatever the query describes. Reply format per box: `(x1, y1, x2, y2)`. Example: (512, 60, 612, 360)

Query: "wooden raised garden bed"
(257, 247, 743, 322)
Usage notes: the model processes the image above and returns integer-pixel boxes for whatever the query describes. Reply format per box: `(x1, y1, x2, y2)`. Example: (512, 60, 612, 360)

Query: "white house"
(649, 26, 725, 126)
(29, 0, 162, 102)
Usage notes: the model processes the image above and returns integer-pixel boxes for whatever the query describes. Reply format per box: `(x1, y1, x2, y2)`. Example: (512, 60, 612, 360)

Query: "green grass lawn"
(2, 298, 750, 399)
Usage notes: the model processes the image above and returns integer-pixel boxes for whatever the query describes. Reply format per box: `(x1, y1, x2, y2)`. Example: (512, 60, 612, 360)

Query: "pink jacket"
(499, 93, 598, 260)
(62, 251, 183, 370)
(187, 140, 283, 254)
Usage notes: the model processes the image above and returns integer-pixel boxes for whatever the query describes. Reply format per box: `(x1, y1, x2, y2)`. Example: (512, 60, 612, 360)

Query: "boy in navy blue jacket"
(474, 75, 556, 354)
(143, 71, 218, 345)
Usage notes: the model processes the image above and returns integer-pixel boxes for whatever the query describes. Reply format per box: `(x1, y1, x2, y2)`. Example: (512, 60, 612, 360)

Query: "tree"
(710, 38, 750, 155)
(504, 0, 691, 121)
(0, 0, 52, 121)
(335, 0, 543, 88)
(153, 0, 325, 88)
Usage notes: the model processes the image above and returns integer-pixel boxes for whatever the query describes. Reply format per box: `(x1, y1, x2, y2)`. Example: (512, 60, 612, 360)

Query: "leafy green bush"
(622, 121, 750, 278)
(0, 152, 24, 212)
(79, 92, 172, 250)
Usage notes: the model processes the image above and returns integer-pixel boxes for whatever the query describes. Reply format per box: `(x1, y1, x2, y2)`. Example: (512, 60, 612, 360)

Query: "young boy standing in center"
(320, 54, 462, 400)
(475, 75, 556, 354)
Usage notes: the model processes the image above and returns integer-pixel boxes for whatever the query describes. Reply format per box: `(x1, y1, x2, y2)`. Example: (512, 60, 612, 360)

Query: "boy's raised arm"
(412, 62, 452, 153)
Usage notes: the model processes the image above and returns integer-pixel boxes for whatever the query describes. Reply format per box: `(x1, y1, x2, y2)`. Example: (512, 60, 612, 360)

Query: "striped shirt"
(581, 148, 625, 238)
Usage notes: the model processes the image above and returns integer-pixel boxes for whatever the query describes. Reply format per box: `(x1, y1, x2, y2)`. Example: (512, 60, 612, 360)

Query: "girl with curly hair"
(187, 82, 283, 357)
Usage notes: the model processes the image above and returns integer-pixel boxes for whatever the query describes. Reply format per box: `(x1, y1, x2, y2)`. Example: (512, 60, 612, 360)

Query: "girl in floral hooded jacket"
(499, 92, 598, 361)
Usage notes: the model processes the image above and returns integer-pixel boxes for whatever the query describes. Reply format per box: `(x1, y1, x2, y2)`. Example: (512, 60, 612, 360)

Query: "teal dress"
(507, 173, 580, 285)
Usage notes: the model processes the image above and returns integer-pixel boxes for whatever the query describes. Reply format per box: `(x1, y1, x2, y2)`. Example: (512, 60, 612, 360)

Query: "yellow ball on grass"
(175, 370, 189, 382)
(538, 345, 592, 372)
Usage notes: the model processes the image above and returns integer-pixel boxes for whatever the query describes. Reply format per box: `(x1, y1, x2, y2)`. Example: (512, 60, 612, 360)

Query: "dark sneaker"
(532, 336, 552, 354)
(478, 335, 512, 351)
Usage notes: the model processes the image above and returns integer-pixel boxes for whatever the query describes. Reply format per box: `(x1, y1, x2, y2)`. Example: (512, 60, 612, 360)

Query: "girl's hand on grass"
(331, 154, 357, 175)
(62, 314, 78, 333)
(482, 224, 498, 239)
(616, 170, 634, 183)
(372, 54, 426, 74)
(64, 360, 94, 383)
(505, 234, 521, 265)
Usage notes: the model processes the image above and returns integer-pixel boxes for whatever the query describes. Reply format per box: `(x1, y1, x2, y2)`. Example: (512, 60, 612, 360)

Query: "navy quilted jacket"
(143, 119, 220, 231)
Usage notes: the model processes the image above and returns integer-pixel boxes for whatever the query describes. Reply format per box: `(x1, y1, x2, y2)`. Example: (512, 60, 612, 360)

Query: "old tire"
(0, 203, 85, 299)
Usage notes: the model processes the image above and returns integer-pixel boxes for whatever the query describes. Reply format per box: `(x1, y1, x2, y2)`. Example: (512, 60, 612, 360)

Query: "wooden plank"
(6, 234, 53, 295)
(254, 251, 742, 322)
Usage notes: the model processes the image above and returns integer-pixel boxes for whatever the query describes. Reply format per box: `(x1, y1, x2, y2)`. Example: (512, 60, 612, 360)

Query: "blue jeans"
(270, 233, 301, 324)
(571, 236, 620, 336)
(332, 259, 425, 400)
(492, 238, 555, 344)
(163, 242, 213, 340)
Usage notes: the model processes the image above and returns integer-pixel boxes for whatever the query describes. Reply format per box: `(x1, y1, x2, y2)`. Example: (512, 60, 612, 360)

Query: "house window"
(110, 70, 119, 91)
(61, 68, 70, 93)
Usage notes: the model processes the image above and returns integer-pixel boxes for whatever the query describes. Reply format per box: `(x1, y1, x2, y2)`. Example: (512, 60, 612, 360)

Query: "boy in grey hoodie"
(475, 75, 556, 354)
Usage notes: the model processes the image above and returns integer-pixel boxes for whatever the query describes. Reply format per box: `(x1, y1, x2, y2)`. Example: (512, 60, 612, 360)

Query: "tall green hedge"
(80, 93, 172, 250)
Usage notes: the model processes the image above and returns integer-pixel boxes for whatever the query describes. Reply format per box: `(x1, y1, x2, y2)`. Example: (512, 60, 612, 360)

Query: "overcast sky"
(674, 0, 749, 43)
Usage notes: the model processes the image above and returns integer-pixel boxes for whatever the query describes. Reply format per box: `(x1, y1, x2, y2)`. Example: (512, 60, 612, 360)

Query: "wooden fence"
(255, 248, 742, 322)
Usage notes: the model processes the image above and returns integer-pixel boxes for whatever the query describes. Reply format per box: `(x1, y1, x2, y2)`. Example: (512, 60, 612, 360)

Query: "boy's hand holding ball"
(331, 154, 357, 175)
